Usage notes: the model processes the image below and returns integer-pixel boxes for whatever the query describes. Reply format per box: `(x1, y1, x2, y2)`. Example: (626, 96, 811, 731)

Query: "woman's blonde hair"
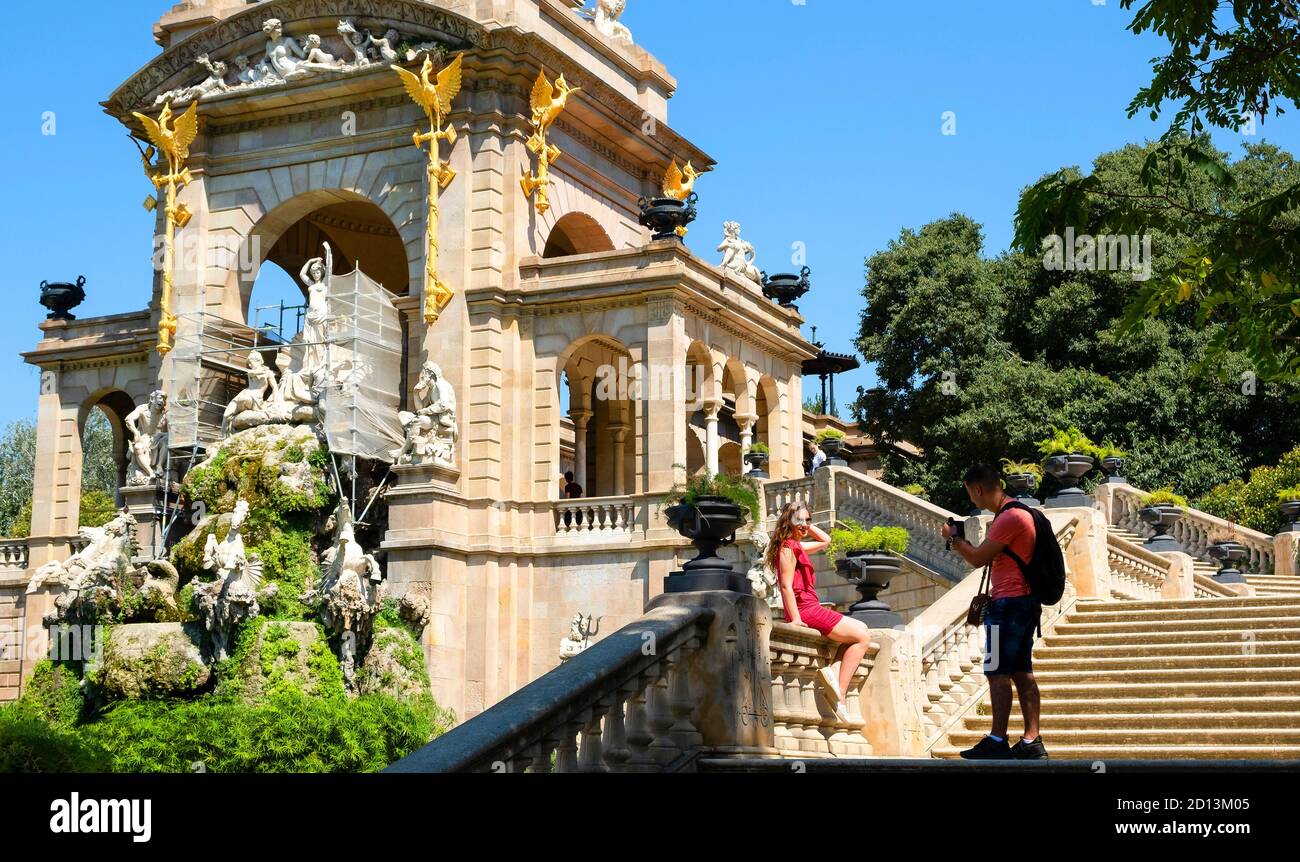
(764, 501, 809, 574)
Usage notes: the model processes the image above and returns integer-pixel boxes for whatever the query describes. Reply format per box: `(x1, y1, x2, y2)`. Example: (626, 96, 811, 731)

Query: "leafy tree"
(0, 410, 119, 537)
(1014, 0, 1300, 383)
(855, 142, 1300, 513)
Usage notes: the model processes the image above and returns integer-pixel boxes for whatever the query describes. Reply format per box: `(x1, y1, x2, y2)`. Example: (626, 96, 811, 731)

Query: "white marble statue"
(195, 500, 266, 661)
(718, 221, 763, 284)
(27, 514, 135, 595)
(582, 0, 633, 44)
(125, 390, 169, 486)
(221, 351, 279, 436)
(746, 524, 777, 604)
(304, 498, 384, 689)
(559, 613, 602, 661)
(271, 347, 321, 425)
(299, 242, 334, 375)
(395, 361, 458, 467)
(152, 18, 401, 108)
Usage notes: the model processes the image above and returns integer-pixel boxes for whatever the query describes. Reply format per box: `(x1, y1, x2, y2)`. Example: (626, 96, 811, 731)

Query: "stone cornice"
(104, 0, 488, 117)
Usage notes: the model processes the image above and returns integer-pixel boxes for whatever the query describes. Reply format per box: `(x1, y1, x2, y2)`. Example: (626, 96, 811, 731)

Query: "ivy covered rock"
(217, 619, 345, 703)
(357, 625, 430, 702)
(95, 623, 211, 700)
(172, 423, 334, 620)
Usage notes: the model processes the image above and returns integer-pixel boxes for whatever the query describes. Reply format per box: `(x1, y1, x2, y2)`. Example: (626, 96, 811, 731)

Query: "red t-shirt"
(988, 501, 1035, 599)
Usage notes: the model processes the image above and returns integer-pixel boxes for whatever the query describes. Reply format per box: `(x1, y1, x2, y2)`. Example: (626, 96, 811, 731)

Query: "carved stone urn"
(1004, 473, 1041, 507)
(664, 495, 751, 593)
(40, 276, 86, 321)
(638, 193, 697, 242)
(761, 266, 811, 309)
(1139, 505, 1185, 554)
(743, 450, 770, 479)
(1042, 454, 1095, 508)
(818, 437, 848, 467)
(1279, 499, 1300, 533)
(1206, 541, 1248, 584)
(836, 551, 904, 628)
(1100, 456, 1127, 484)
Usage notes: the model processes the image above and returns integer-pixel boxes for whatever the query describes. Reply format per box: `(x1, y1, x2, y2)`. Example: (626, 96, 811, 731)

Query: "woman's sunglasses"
(791, 515, 809, 526)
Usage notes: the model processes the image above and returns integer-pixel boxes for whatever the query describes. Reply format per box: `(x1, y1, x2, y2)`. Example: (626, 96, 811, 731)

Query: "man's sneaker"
(1011, 736, 1048, 759)
(818, 666, 842, 705)
(959, 735, 1013, 760)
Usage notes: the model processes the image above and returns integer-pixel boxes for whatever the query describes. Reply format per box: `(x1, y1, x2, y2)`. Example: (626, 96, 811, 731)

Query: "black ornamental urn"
(1101, 456, 1127, 484)
(743, 450, 770, 479)
(1042, 454, 1095, 508)
(1139, 505, 1185, 554)
(761, 266, 812, 309)
(1279, 499, 1300, 533)
(664, 495, 751, 593)
(1004, 473, 1042, 507)
(40, 276, 86, 321)
(836, 551, 904, 628)
(1206, 541, 1248, 585)
(638, 193, 697, 242)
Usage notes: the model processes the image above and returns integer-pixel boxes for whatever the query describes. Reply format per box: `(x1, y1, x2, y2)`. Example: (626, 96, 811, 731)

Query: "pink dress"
(781, 538, 844, 636)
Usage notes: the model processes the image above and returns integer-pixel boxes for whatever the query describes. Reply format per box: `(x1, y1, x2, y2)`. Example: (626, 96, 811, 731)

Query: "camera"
(946, 517, 965, 546)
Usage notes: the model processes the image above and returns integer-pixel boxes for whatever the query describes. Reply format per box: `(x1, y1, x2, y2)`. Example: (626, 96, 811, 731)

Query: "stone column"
(1275, 532, 1298, 578)
(734, 412, 758, 473)
(120, 485, 164, 561)
(570, 408, 592, 493)
(609, 423, 630, 497)
(703, 399, 722, 476)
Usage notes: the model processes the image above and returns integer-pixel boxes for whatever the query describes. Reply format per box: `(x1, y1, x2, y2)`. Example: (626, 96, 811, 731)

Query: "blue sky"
(1, 0, 1296, 427)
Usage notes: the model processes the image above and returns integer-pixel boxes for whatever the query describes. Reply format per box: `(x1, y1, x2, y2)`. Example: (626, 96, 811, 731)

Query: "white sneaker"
(818, 666, 842, 705)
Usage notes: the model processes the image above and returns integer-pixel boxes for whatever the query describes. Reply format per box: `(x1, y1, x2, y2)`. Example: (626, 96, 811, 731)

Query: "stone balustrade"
(768, 621, 874, 757)
(762, 468, 967, 581)
(1109, 485, 1275, 574)
(0, 539, 29, 575)
(553, 496, 639, 536)
(1106, 530, 1172, 600)
(387, 592, 774, 773)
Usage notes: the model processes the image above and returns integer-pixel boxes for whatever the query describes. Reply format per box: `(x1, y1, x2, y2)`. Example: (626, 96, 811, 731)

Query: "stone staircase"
(932, 595, 1300, 760)
(1109, 522, 1299, 598)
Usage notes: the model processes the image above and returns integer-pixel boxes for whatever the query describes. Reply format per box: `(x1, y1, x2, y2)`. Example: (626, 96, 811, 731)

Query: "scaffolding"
(163, 264, 404, 532)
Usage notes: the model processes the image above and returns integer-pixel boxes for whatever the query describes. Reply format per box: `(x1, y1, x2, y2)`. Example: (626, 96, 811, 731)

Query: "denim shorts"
(983, 595, 1040, 676)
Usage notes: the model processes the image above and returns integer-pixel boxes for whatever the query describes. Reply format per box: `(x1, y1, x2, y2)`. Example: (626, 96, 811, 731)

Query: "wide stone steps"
(1032, 652, 1300, 671)
(1247, 576, 1300, 597)
(934, 595, 1300, 760)
(1045, 628, 1300, 648)
(931, 743, 1300, 760)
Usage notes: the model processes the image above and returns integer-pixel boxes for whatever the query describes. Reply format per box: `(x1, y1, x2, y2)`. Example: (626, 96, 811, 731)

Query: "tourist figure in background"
(809, 442, 826, 474)
(942, 463, 1047, 760)
(562, 470, 584, 527)
(767, 502, 873, 723)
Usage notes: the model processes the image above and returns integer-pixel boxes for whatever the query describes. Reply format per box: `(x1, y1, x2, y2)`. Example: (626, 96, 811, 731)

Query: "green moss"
(12, 661, 84, 728)
(284, 445, 305, 463)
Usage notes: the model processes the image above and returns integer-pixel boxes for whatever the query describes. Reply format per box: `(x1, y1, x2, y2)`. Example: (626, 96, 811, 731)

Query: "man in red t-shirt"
(940, 463, 1047, 760)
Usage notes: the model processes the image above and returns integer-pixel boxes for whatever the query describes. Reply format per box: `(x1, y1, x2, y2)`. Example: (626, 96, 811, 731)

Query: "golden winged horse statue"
(392, 52, 464, 324)
(521, 70, 581, 215)
(131, 101, 199, 355)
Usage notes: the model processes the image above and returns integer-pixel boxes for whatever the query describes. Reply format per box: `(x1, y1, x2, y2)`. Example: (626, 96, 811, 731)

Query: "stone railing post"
(1276, 532, 1299, 578)
(858, 627, 926, 756)
(1049, 507, 1111, 598)
(812, 465, 836, 528)
(641, 590, 775, 758)
(1161, 552, 1197, 599)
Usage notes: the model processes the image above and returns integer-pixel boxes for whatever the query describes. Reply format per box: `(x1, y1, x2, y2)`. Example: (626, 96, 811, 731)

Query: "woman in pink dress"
(766, 501, 875, 720)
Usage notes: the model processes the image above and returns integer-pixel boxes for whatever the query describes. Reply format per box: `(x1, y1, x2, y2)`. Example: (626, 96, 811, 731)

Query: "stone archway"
(543, 212, 615, 258)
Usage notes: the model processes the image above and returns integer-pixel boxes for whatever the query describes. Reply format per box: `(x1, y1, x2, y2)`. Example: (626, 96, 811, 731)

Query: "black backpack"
(993, 500, 1066, 606)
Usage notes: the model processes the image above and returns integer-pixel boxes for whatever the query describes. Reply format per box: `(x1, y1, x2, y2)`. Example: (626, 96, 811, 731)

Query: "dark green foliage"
(663, 469, 762, 522)
(856, 143, 1300, 511)
(15, 661, 85, 727)
(1198, 445, 1300, 534)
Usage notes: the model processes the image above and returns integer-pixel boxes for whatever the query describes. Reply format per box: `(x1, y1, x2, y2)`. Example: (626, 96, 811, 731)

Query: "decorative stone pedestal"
(120, 484, 165, 560)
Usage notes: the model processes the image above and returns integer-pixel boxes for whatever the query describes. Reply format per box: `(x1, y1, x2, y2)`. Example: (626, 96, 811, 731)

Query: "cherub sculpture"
(337, 19, 371, 66)
(395, 361, 458, 466)
(125, 390, 169, 486)
(153, 54, 229, 106)
(262, 18, 308, 81)
(195, 500, 266, 661)
(717, 221, 762, 284)
(221, 351, 278, 436)
(303, 498, 383, 689)
(583, 0, 633, 44)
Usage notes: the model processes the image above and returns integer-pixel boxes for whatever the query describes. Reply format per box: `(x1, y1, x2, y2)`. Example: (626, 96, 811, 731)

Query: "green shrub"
(0, 708, 111, 773)
(663, 469, 761, 522)
(1000, 459, 1044, 478)
(828, 520, 909, 564)
(1035, 425, 1098, 458)
(1140, 488, 1189, 508)
(12, 661, 84, 728)
(1092, 441, 1128, 461)
(1277, 487, 1300, 505)
(901, 483, 929, 499)
(747, 442, 770, 456)
(814, 428, 846, 444)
